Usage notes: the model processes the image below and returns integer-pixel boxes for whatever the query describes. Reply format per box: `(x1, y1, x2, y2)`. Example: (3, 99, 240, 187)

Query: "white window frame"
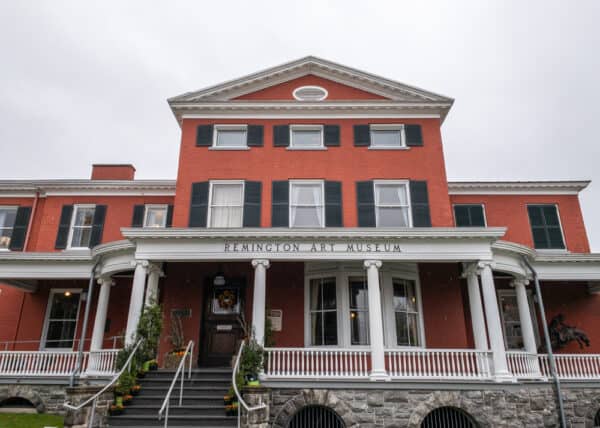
(289, 124, 325, 150)
(303, 263, 426, 349)
(207, 180, 245, 228)
(211, 124, 249, 150)
(526, 203, 568, 252)
(497, 289, 540, 351)
(0, 205, 18, 251)
(369, 124, 407, 150)
(452, 203, 488, 227)
(66, 204, 96, 250)
(40, 288, 83, 351)
(289, 180, 325, 228)
(373, 180, 412, 228)
(143, 204, 169, 228)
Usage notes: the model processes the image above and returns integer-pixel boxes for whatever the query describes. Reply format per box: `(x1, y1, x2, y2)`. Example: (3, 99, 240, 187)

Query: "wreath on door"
(217, 289, 237, 310)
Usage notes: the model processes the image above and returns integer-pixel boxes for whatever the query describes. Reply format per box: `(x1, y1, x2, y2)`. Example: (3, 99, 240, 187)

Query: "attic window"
(293, 86, 328, 101)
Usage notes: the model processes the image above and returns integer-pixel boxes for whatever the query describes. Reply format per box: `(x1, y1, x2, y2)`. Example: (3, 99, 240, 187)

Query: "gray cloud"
(1, 0, 599, 249)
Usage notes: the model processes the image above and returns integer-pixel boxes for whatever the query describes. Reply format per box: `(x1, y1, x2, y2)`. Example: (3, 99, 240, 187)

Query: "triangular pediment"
(169, 56, 453, 104)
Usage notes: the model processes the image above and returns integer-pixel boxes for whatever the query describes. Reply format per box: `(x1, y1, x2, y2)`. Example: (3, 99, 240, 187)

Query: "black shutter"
(247, 125, 264, 147)
(55, 205, 74, 249)
(196, 125, 214, 146)
(273, 125, 290, 147)
(89, 205, 107, 247)
(271, 181, 289, 227)
(166, 205, 174, 227)
(410, 181, 431, 227)
(8, 206, 32, 251)
(243, 181, 262, 227)
(353, 125, 371, 146)
(189, 182, 209, 227)
(325, 181, 343, 227)
(131, 205, 145, 227)
(469, 205, 485, 227)
(405, 124, 423, 147)
(356, 181, 375, 227)
(324, 125, 340, 147)
(528, 205, 565, 249)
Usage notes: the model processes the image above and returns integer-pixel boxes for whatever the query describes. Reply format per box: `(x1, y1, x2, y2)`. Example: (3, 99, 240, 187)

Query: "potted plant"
(131, 384, 141, 396)
(122, 394, 133, 404)
(239, 337, 264, 387)
(110, 403, 124, 415)
(224, 386, 235, 405)
(148, 359, 158, 371)
(225, 402, 239, 416)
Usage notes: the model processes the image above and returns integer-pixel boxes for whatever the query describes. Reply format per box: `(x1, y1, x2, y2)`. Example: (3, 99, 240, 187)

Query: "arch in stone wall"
(272, 390, 357, 428)
(407, 391, 489, 428)
(0, 385, 46, 413)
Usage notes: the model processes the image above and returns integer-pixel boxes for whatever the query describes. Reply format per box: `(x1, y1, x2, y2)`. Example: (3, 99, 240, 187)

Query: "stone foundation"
(253, 384, 600, 428)
(0, 383, 113, 428)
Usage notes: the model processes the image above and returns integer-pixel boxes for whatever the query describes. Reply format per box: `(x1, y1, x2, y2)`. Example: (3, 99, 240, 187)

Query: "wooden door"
(199, 277, 245, 367)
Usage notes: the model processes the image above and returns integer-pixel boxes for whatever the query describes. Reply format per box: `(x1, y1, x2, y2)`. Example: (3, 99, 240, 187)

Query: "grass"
(0, 413, 64, 428)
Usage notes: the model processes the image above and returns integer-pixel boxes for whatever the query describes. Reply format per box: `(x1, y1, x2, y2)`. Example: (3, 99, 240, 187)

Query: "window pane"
(291, 184, 322, 205)
(547, 227, 565, 249)
(377, 207, 409, 227)
(211, 184, 243, 206)
(349, 278, 368, 309)
(321, 278, 337, 310)
(215, 129, 247, 147)
(292, 130, 321, 147)
(0, 228, 12, 249)
(70, 226, 92, 248)
(528, 206, 543, 226)
(393, 281, 407, 311)
(531, 227, 549, 249)
(0, 208, 17, 228)
(371, 129, 402, 147)
(210, 184, 243, 228)
(323, 312, 338, 345)
(74, 207, 95, 226)
(394, 279, 419, 346)
(395, 312, 409, 346)
(291, 206, 322, 227)
(350, 311, 369, 345)
(543, 206, 560, 226)
(454, 205, 471, 227)
(49, 293, 80, 319)
(45, 321, 77, 348)
(210, 207, 243, 228)
(469, 206, 485, 226)
(407, 313, 419, 346)
(376, 184, 408, 205)
(145, 207, 167, 227)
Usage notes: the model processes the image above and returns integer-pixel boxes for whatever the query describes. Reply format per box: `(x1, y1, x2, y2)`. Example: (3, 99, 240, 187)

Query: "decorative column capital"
(97, 276, 114, 286)
(364, 260, 382, 269)
(252, 259, 270, 269)
(461, 262, 481, 278)
(477, 260, 495, 271)
(147, 262, 164, 276)
(510, 277, 529, 288)
(131, 259, 149, 269)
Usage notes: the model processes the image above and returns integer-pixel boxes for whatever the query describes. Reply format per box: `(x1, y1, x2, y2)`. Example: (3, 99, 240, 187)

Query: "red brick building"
(1, 57, 599, 427)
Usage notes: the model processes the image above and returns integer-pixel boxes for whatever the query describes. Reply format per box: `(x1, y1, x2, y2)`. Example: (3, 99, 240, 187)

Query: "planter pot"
(224, 396, 233, 406)
(149, 362, 158, 371)
(110, 406, 124, 416)
(163, 352, 184, 370)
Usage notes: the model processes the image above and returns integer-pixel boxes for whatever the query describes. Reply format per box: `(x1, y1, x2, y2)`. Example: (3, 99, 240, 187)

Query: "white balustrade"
(506, 351, 542, 379)
(385, 349, 492, 380)
(539, 354, 600, 380)
(0, 350, 119, 377)
(264, 348, 370, 379)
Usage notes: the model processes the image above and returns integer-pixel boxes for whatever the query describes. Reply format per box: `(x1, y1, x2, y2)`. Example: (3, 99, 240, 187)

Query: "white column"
(90, 277, 113, 351)
(463, 264, 489, 350)
(512, 279, 537, 354)
(251, 259, 270, 346)
(364, 260, 389, 381)
(144, 264, 162, 307)
(479, 262, 513, 382)
(125, 260, 148, 346)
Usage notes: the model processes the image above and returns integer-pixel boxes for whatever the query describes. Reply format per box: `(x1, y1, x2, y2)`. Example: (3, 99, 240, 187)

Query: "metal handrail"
(232, 341, 266, 428)
(158, 340, 194, 428)
(63, 340, 143, 428)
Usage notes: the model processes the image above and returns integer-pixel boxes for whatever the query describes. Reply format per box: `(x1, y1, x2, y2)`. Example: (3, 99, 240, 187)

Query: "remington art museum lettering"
(223, 241, 402, 253)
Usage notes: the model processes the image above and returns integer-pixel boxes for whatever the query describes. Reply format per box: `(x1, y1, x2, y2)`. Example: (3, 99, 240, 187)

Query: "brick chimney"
(91, 164, 136, 180)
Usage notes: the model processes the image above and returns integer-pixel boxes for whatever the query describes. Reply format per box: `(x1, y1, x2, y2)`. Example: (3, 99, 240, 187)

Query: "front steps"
(108, 368, 237, 427)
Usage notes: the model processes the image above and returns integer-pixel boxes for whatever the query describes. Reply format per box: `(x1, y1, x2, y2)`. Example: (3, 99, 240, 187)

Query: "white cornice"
(448, 180, 590, 195)
(0, 180, 176, 197)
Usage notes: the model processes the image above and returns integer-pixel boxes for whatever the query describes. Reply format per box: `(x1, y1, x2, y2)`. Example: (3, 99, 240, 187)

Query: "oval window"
(293, 86, 328, 101)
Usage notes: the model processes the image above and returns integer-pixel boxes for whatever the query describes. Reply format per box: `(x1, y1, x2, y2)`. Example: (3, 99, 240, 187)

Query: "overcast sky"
(1, 1, 599, 250)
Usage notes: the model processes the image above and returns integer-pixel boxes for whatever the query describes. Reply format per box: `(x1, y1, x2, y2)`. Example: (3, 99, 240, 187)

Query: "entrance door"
(199, 277, 245, 366)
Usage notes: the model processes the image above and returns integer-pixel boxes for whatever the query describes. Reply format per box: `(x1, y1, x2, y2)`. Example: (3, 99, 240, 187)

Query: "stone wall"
(261, 385, 600, 428)
(0, 383, 113, 428)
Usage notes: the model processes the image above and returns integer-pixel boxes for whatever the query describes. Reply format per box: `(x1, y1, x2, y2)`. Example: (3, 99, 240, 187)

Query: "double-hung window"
(0, 206, 17, 250)
(213, 125, 248, 149)
(393, 278, 420, 346)
(144, 205, 168, 228)
(527, 204, 565, 250)
(290, 181, 324, 227)
(370, 124, 405, 148)
(68, 205, 95, 249)
(309, 277, 338, 346)
(454, 204, 486, 227)
(374, 181, 411, 227)
(42, 290, 81, 349)
(208, 181, 244, 228)
(348, 277, 370, 345)
(290, 125, 323, 149)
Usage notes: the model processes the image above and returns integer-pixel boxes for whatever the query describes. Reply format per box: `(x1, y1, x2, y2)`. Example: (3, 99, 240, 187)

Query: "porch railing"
(264, 348, 370, 379)
(385, 349, 492, 380)
(539, 353, 600, 380)
(0, 349, 119, 377)
(507, 351, 542, 379)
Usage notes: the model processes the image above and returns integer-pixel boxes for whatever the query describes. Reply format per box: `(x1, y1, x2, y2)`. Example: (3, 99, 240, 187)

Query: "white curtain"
(291, 184, 322, 227)
(376, 184, 409, 227)
(210, 184, 243, 227)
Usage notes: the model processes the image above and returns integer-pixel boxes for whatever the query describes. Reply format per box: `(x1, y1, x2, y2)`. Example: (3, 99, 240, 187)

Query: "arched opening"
(421, 406, 478, 428)
(0, 397, 37, 414)
(287, 405, 346, 428)
(594, 408, 600, 427)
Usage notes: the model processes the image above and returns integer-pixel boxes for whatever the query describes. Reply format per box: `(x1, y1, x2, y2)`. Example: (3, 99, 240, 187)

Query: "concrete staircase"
(108, 368, 236, 427)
